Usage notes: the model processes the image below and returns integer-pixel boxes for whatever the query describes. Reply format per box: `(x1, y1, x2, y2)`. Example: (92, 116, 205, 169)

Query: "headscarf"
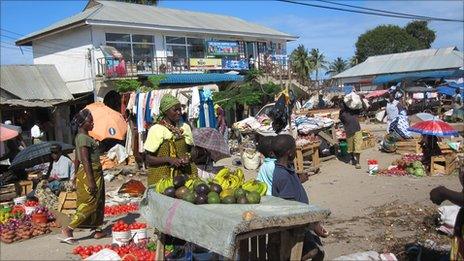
(159, 94, 180, 115)
(72, 108, 93, 129)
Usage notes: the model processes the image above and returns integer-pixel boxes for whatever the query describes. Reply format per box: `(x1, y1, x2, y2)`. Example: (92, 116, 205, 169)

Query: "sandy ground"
(0, 124, 461, 260)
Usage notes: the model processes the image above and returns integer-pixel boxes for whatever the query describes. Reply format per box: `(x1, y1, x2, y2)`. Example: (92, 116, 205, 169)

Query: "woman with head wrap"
(144, 94, 197, 186)
(60, 108, 106, 244)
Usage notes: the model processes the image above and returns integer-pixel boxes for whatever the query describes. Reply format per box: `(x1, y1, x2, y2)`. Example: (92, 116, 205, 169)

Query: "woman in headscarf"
(60, 109, 105, 244)
(144, 94, 197, 186)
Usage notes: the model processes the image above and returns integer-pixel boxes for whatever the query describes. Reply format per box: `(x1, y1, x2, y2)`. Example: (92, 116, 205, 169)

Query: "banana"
(185, 179, 194, 190)
(214, 168, 229, 184)
(155, 177, 173, 193)
(234, 168, 245, 183)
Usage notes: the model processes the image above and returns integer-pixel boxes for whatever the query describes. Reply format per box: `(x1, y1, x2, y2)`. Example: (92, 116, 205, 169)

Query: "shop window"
(106, 33, 130, 42)
(132, 34, 154, 43)
(166, 36, 205, 66)
(106, 42, 132, 61)
(166, 36, 186, 44)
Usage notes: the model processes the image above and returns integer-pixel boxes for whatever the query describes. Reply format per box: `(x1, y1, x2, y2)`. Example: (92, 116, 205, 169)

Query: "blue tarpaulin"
(437, 86, 457, 96)
(325, 85, 353, 94)
(373, 69, 460, 85)
(141, 73, 244, 85)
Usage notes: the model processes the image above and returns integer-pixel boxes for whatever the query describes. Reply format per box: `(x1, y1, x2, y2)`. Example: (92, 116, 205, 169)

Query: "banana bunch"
(213, 168, 244, 190)
(242, 180, 267, 196)
(155, 177, 174, 193)
(185, 178, 204, 190)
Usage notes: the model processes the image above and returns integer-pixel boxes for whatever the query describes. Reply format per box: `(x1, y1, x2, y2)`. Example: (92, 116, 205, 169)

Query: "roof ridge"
(85, 2, 105, 19)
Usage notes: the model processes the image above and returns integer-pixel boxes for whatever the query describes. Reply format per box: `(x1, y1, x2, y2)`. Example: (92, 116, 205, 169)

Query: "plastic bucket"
(339, 141, 348, 157)
(112, 231, 131, 246)
(13, 196, 26, 205)
(130, 228, 147, 244)
(24, 206, 36, 215)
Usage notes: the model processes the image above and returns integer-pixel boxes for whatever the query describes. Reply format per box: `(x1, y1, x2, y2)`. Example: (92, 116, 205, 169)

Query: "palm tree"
(349, 56, 358, 67)
(309, 48, 327, 83)
(326, 57, 348, 77)
(290, 45, 313, 83)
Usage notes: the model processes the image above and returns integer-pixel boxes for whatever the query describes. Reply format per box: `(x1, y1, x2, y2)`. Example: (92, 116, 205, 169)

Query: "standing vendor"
(31, 121, 45, 144)
(144, 94, 197, 186)
(453, 88, 463, 121)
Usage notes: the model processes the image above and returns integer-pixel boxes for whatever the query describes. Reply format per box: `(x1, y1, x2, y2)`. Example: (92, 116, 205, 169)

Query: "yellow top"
(143, 123, 193, 153)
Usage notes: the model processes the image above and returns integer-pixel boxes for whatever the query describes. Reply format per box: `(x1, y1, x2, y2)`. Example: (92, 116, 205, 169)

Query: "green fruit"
(182, 191, 195, 203)
(234, 188, 247, 199)
(246, 191, 261, 204)
(221, 196, 236, 204)
(237, 196, 249, 204)
(207, 194, 220, 204)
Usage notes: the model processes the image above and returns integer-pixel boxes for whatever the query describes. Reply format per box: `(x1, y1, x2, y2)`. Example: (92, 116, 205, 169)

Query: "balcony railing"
(97, 57, 191, 78)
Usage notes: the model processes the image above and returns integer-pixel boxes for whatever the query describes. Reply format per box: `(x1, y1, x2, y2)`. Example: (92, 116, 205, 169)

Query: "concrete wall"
(33, 26, 94, 95)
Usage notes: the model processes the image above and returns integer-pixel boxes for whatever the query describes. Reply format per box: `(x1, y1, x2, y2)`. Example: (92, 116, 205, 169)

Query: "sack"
(343, 92, 362, 110)
(242, 149, 260, 170)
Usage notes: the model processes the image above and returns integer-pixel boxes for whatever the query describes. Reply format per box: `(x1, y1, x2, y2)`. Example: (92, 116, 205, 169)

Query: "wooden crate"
(396, 138, 421, 155)
(16, 180, 33, 196)
(0, 184, 17, 203)
(294, 142, 320, 173)
(430, 153, 458, 176)
(361, 131, 376, 150)
(58, 191, 77, 215)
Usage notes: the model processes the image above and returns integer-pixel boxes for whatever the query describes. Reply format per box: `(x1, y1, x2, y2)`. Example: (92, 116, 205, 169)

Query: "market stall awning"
(141, 73, 244, 85)
(372, 69, 459, 85)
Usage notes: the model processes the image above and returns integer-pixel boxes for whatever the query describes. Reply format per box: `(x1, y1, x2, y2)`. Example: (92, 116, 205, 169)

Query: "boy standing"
(339, 102, 362, 169)
(256, 136, 276, 196)
(271, 134, 326, 261)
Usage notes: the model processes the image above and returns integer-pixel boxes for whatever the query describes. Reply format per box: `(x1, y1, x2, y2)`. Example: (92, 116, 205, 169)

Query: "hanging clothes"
(204, 89, 217, 128)
(198, 89, 206, 128)
(120, 92, 131, 117)
(136, 92, 146, 133)
(145, 91, 153, 125)
(125, 123, 133, 156)
(189, 87, 201, 120)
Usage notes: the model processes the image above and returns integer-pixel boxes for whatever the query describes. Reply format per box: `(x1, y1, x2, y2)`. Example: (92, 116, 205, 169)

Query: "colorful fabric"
(69, 162, 105, 229)
(346, 131, 362, 154)
(35, 180, 58, 210)
(72, 109, 93, 128)
(145, 124, 197, 186)
(75, 133, 101, 164)
(257, 157, 276, 196)
(389, 110, 411, 139)
(145, 91, 153, 124)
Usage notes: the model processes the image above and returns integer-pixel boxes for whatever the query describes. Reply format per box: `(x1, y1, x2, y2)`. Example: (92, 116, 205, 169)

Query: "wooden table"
(294, 142, 320, 173)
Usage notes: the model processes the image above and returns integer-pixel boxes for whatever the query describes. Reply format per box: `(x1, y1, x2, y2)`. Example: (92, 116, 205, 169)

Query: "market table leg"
(279, 230, 292, 260)
(156, 233, 165, 261)
(250, 236, 258, 261)
(267, 232, 280, 261)
(239, 239, 249, 260)
(289, 228, 305, 261)
(258, 235, 266, 261)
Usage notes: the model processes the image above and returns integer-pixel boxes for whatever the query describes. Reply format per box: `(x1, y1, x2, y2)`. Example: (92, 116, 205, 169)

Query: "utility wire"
(1, 28, 80, 49)
(1, 41, 86, 59)
(1, 34, 86, 55)
(315, 0, 463, 22)
(277, 0, 464, 23)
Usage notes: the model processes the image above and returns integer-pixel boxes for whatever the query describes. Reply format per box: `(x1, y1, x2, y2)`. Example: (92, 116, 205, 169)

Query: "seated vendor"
(420, 135, 442, 171)
(45, 144, 75, 194)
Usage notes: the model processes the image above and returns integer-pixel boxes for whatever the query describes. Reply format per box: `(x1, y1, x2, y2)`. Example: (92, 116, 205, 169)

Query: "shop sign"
(207, 41, 239, 56)
(222, 59, 248, 70)
(189, 58, 222, 70)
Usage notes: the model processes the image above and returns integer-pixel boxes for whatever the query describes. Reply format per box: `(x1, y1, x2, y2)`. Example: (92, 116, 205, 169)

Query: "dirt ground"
(0, 124, 461, 260)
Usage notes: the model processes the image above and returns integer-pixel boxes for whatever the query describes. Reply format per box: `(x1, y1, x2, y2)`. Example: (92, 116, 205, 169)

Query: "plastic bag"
(242, 149, 260, 170)
(343, 92, 363, 110)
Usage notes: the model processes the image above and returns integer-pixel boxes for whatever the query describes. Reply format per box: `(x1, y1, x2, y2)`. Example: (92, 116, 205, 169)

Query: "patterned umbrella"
(192, 127, 230, 162)
(10, 141, 74, 170)
(408, 119, 458, 137)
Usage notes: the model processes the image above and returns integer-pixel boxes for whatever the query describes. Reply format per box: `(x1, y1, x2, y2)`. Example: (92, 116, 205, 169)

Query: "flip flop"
(58, 237, 77, 245)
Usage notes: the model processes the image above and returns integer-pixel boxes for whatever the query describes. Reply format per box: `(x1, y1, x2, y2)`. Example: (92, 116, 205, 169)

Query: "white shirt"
(49, 156, 75, 180)
(31, 125, 43, 138)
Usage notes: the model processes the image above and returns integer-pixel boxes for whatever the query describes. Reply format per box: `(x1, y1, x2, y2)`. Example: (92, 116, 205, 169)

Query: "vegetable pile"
(104, 203, 139, 217)
(378, 154, 425, 177)
(72, 242, 172, 260)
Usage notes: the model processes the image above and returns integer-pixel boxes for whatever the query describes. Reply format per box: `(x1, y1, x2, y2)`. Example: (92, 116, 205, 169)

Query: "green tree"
(405, 20, 436, 49)
(349, 56, 358, 67)
(290, 45, 313, 83)
(355, 25, 423, 62)
(326, 57, 348, 76)
(310, 48, 327, 83)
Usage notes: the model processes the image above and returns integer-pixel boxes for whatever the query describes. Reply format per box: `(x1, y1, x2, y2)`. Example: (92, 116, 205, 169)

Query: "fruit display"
(72, 242, 164, 260)
(378, 154, 426, 177)
(24, 200, 39, 207)
(112, 220, 130, 232)
(154, 168, 266, 205)
(377, 166, 408, 177)
(0, 215, 59, 243)
(405, 161, 426, 177)
(104, 203, 139, 217)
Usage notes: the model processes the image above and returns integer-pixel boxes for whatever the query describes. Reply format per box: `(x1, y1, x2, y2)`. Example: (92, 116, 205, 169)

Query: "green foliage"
(355, 24, 428, 62)
(405, 20, 436, 49)
(326, 57, 348, 76)
(245, 68, 264, 83)
(309, 48, 327, 81)
(290, 45, 314, 82)
(147, 74, 166, 89)
(115, 79, 142, 93)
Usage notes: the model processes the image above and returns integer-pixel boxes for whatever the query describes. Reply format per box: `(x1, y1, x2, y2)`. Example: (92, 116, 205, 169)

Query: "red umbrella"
(408, 120, 458, 137)
(0, 124, 19, 141)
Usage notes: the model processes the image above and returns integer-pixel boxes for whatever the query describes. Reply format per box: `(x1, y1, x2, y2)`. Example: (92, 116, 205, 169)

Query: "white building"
(16, 0, 297, 98)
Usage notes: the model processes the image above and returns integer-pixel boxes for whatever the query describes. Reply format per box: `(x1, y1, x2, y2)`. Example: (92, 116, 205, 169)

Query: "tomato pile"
(377, 166, 408, 176)
(24, 201, 39, 207)
(104, 203, 139, 217)
(112, 220, 130, 232)
(367, 159, 378, 165)
(129, 222, 147, 230)
(72, 242, 159, 260)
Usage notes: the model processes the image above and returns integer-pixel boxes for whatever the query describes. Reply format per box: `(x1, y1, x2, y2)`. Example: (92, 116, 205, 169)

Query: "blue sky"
(1, 0, 463, 66)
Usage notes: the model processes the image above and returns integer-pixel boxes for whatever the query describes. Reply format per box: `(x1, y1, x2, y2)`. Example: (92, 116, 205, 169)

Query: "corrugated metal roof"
(0, 65, 74, 101)
(333, 47, 464, 79)
(140, 73, 243, 85)
(17, 0, 296, 45)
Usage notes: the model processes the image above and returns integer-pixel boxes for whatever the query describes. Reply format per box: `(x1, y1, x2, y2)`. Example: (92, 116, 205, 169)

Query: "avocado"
(246, 191, 261, 204)
(175, 186, 189, 199)
(221, 196, 236, 204)
(236, 196, 249, 204)
(209, 183, 222, 194)
(195, 184, 210, 195)
(163, 187, 176, 198)
(194, 194, 208, 205)
(182, 191, 195, 203)
(234, 188, 247, 199)
(207, 193, 220, 204)
(173, 175, 186, 189)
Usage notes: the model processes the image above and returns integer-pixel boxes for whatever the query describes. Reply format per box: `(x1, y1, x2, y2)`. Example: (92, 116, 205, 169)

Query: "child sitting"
(271, 134, 327, 261)
(256, 136, 276, 196)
